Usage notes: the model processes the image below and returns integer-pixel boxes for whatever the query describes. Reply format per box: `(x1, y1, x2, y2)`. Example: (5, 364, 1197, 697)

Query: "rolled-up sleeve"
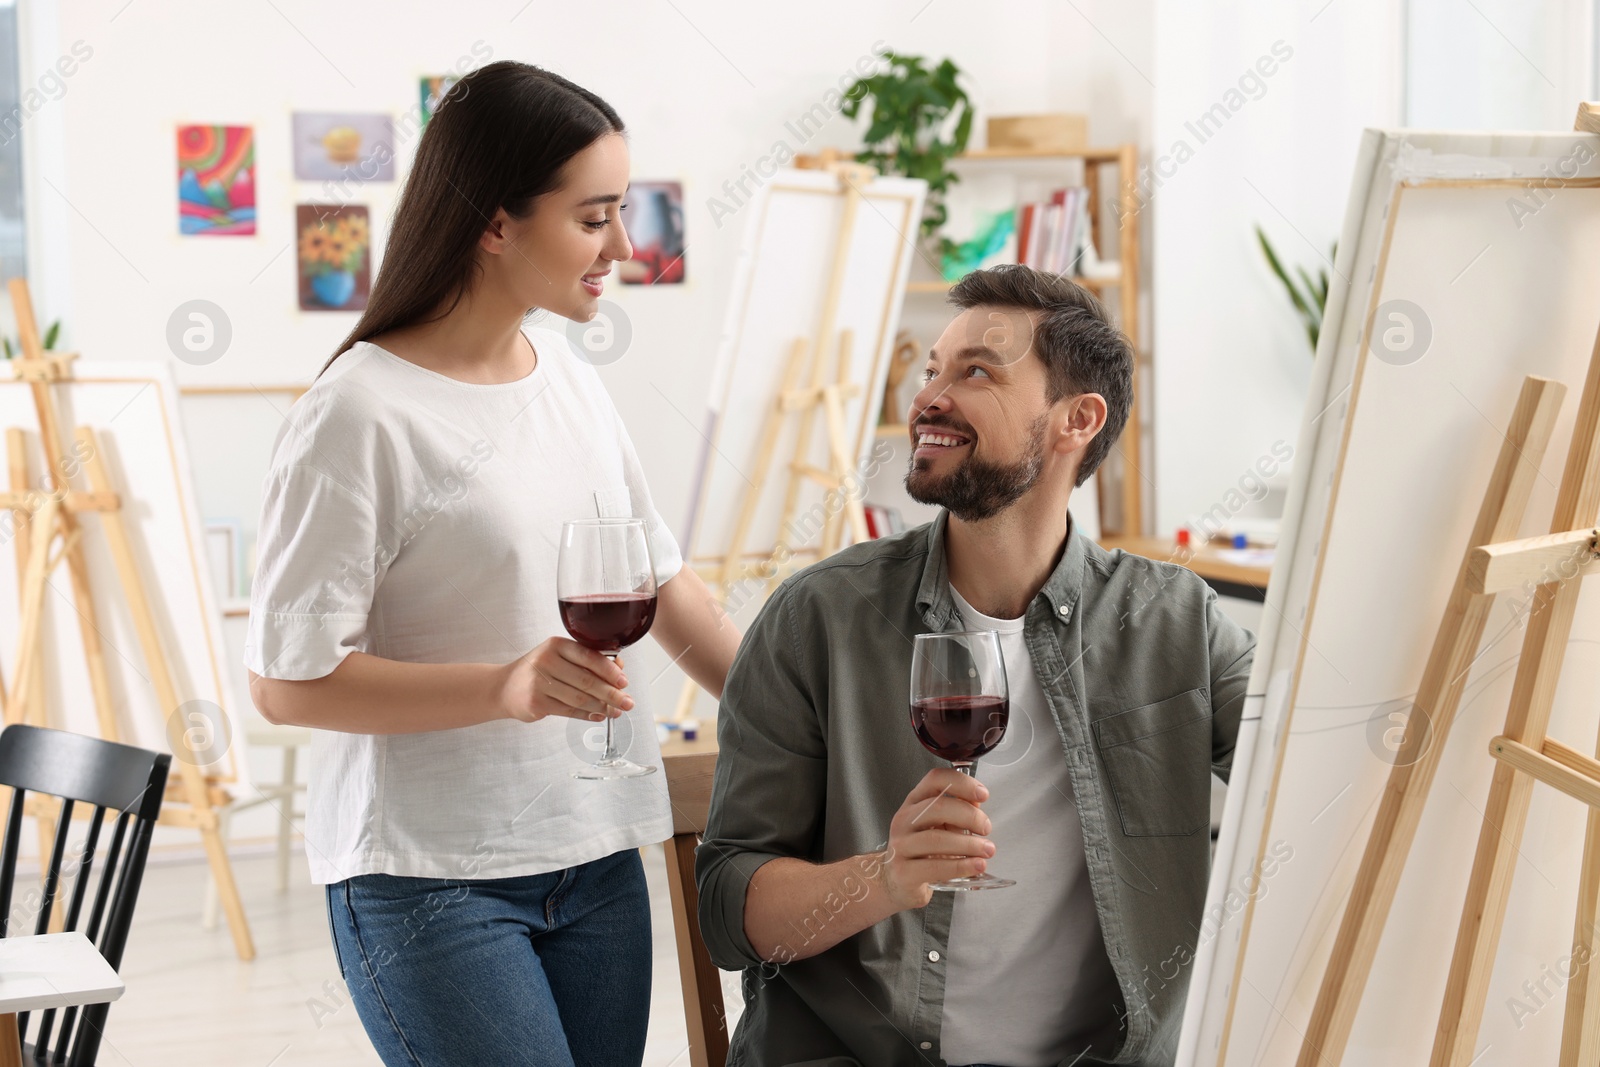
(695, 583, 827, 970)
(1206, 588, 1255, 782)
(245, 463, 385, 681)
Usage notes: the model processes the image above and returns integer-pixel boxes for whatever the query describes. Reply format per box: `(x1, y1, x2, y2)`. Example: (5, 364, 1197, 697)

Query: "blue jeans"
(325, 848, 651, 1066)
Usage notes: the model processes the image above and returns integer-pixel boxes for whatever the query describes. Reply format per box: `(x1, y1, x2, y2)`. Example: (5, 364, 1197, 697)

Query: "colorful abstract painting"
(296, 204, 370, 312)
(177, 125, 256, 236)
(292, 112, 395, 183)
(618, 181, 686, 285)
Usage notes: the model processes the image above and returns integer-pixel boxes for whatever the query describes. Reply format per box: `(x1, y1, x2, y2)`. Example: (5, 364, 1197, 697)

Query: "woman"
(245, 61, 739, 1066)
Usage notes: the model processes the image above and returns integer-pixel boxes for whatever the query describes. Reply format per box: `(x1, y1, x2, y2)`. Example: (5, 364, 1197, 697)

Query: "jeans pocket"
(1094, 687, 1212, 837)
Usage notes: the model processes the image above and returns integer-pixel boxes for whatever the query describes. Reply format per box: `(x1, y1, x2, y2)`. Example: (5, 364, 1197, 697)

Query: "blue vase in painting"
(311, 270, 356, 308)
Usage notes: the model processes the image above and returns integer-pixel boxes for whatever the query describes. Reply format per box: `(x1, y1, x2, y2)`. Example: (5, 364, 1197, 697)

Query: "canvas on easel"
(1179, 130, 1600, 1066)
(674, 164, 924, 718)
(0, 279, 256, 960)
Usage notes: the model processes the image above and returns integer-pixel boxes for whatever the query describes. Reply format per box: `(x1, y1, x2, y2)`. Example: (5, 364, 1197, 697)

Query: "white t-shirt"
(244, 323, 682, 885)
(939, 583, 1122, 1066)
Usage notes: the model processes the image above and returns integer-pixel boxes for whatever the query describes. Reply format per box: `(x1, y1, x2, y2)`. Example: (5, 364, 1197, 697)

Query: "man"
(697, 264, 1254, 1067)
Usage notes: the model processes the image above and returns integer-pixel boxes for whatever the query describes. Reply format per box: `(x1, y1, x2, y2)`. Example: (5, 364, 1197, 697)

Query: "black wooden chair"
(0, 724, 170, 1066)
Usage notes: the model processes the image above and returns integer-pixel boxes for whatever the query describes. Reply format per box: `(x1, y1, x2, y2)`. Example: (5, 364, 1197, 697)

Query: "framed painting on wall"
(291, 112, 395, 183)
(296, 204, 371, 312)
(177, 124, 256, 236)
(619, 181, 686, 284)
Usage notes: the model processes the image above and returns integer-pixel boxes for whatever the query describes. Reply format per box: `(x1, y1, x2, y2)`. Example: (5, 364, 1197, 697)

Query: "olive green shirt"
(696, 510, 1254, 1066)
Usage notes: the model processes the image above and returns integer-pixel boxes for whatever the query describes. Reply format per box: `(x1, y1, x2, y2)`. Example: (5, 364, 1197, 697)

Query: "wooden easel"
(1290, 108, 1600, 1067)
(1292, 352, 1599, 1064)
(674, 162, 878, 720)
(1426, 322, 1600, 1064)
(0, 278, 255, 960)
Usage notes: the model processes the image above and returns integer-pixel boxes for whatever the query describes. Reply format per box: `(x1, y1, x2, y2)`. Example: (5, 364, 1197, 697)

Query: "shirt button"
(1058, 604, 1070, 617)
(928, 950, 941, 962)
(920, 1041, 933, 1050)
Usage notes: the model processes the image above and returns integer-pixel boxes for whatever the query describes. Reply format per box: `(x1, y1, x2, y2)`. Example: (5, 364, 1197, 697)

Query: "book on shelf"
(1030, 188, 1094, 279)
(938, 176, 1122, 289)
(1016, 187, 1095, 277)
(862, 503, 905, 539)
(1017, 202, 1038, 265)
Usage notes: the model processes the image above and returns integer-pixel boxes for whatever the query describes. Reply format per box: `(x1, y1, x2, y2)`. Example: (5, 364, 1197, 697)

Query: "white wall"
(13, 0, 1155, 754)
(1149, 0, 1404, 539)
(18, 0, 1589, 854)
(21, 0, 1591, 728)
(1148, 0, 1600, 541)
(1406, 0, 1594, 129)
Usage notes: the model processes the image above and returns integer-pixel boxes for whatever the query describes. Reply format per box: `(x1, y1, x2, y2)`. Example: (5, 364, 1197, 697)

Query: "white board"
(683, 168, 926, 580)
(1182, 130, 1600, 1066)
(0, 362, 249, 787)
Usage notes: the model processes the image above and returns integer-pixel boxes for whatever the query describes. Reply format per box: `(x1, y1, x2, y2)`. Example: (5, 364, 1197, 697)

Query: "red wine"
(910, 695, 1009, 762)
(558, 593, 658, 653)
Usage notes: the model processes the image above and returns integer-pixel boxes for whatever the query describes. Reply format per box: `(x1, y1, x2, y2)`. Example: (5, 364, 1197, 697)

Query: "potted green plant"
(2, 319, 61, 358)
(842, 52, 974, 261)
(1255, 224, 1334, 355)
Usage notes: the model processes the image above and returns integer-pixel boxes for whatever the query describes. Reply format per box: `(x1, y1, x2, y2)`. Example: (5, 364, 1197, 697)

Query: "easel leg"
(60, 534, 122, 743)
(276, 744, 296, 893)
(200, 803, 229, 930)
(81, 429, 255, 960)
(197, 814, 254, 959)
(673, 675, 699, 725)
(743, 338, 810, 596)
(1432, 574, 1589, 1064)
(1294, 376, 1565, 1066)
(1561, 804, 1600, 1065)
(1434, 762, 1538, 1064)
(6, 494, 57, 727)
(5, 430, 29, 721)
(1433, 330, 1600, 1064)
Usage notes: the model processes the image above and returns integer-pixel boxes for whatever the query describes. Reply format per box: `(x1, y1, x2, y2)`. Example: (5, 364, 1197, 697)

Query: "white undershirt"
(938, 583, 1122, 1066)
(245, 324, 681, 884)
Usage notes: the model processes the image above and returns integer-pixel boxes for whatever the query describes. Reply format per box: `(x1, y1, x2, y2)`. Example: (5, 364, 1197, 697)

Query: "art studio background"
(0, 0, 1595, 1064)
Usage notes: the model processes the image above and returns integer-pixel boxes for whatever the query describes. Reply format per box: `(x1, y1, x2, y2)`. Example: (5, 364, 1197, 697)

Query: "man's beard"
(904, 414, 1048, 522)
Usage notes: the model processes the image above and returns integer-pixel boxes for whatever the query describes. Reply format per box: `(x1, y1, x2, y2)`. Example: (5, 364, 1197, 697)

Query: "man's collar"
(915, 507, 1086, 629)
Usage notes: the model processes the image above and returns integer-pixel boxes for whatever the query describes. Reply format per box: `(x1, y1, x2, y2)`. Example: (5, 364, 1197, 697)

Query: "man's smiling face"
(904, 306, 1055, 522)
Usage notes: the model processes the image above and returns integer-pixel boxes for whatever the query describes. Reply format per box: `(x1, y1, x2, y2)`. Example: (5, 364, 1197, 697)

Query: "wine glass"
(557, 518, 659, 780)
(909, 630, 1014, 891)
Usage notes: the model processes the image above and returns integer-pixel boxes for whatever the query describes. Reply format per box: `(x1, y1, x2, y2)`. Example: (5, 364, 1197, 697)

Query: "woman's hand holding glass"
(500, 637, 634, 724)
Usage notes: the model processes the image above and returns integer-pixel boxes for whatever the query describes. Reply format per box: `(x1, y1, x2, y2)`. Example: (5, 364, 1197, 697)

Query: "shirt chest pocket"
(593, 485, 634, 519)
(1092, 687, 1212, 837)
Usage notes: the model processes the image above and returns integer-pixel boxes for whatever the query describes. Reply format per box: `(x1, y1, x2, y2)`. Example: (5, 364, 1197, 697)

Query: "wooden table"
(659, 733, 719, 758)
(1100, 535, 1274, 602)
(0, 932, 124, 1066)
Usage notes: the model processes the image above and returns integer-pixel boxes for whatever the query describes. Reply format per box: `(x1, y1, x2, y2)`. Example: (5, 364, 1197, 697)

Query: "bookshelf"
(880, 143, 1145, 536)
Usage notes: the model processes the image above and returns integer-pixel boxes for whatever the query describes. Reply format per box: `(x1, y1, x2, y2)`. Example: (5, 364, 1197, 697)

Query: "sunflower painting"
(296, 204, 371, 311)
(177, 125, 256, 236)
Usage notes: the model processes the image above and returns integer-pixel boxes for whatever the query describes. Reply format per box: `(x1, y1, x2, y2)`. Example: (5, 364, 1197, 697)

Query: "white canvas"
(0, 362, 249, 789)
(1182, 129, 1600, 1066)
(683, 168, 926, 579)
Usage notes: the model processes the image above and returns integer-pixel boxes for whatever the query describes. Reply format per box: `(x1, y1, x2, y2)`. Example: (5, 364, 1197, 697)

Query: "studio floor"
(92, 845, 741, 1066)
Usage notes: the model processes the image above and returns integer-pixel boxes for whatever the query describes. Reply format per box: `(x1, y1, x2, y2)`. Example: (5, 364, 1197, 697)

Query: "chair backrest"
(662, 751, 727, 1067)
(0, 724, 170, 1067)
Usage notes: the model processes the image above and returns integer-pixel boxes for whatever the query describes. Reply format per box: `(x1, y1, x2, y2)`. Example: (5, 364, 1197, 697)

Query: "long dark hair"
(322, 62, 625, 374)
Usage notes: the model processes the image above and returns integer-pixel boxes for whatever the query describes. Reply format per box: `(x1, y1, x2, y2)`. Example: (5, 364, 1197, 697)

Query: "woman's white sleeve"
(244, 463, 385, 681)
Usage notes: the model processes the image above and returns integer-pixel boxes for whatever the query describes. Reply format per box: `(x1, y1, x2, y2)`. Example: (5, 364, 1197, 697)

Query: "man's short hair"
(947, 264, 1134, 487)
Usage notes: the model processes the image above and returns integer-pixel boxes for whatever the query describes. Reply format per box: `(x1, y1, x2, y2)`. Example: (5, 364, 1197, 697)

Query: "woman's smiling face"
(485, 131, 634, 322)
